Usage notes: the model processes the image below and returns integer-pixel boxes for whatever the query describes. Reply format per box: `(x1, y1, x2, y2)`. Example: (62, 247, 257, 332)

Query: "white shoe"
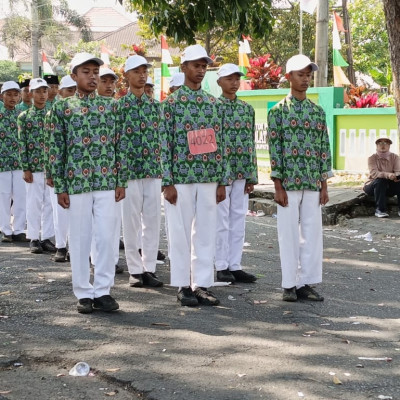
(375, 210, 389, 218)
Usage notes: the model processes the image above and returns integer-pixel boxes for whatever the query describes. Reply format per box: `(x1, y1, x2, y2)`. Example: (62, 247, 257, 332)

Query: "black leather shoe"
(129, 274, 143, 287)
(143, 272, 163, 287)
(54, 247, 68, 262)
(93, 295, 119, 312)
(30, 240, 43, 254)
(157, 250, 166, 261)
(194, 287, 220, 306)
(40, 239, 56, 253)
(177, 287, 198, 307)
(77, 298, 93, 314)
(216, 269, 236, 283)
(115, 264, 124, 274)
(12, 233, 29, 242)
(231, 270, 257, 283)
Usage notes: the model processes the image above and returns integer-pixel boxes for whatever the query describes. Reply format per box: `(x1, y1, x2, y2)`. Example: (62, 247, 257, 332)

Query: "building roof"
(82, 7, 133, 32)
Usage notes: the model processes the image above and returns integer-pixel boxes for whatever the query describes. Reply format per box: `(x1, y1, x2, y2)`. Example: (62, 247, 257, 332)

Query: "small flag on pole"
(161, 35, 172, 101)
(42, 51, 55, 75)
(100, 44, 114, 67)
(332, 12, 350, 86)
(238, 35, 251, 77)
(299, 0, 318, 14)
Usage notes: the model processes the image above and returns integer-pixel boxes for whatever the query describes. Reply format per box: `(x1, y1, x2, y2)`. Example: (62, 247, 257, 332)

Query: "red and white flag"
(42, 51, 54, 75)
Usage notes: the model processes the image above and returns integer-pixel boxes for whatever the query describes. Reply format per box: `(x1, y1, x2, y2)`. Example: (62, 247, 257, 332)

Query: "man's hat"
(59, 75, 77, 90)
(19, 78, 31, 89)
(286, 54, 318, 74)
(124, 55, 152, 73)
(99, 67, 118, 80)
(181, 44, 213, 64)
(145, 77, 154, 87)
(29, 78, 49, 92)
(70, 52, 104, 73)
(1, 81, 21, 94)
(375, 137, 392, 145)
(43, 75, 59, 85)
(217, 63, 244, 78)
(169, 72, 185, 88)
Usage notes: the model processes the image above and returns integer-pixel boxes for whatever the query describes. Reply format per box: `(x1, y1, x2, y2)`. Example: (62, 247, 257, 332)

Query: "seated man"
(364, 137, 400, 218)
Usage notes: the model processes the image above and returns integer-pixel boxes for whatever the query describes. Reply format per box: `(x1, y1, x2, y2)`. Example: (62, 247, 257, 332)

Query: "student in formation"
(267, 54, 333, 302)
(43, 75, 59, 110)
(160, 44, 228, 307)
(214, 64, 258, 284)
(168, 72, 184, 94)
(0, 81, 28, 243)
(44, 75, 76, 262)
(48, 52, 127, 314)
(119, 55, 164, 288)
(18, 78, 56, 254)
(144, 77, 155, 98)
(16, 79, 32, 114)
(92, 66, 124, 274)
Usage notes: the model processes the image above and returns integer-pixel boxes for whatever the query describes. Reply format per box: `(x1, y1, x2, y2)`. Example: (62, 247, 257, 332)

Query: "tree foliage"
(0, 60, 23, 82)
(121, 0, 273, 50)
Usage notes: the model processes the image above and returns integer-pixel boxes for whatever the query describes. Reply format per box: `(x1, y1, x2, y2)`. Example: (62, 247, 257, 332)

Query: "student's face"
(98, 75, 117, 97)
(21, 87, 32, 104)
(181, 59, 208, 85)
(3, 89, 20, 110)
(47, 84, 59, 101)
(286, 66, 313, 93)
(217, 74, 241, 97)
(126, 66, 148, 90)
(71, 62, 100, 95)
(59, 87, 76, 98)
(376, 140, 391, 152)
(31, 87, 48, 108)
(144, 84, 154, 97)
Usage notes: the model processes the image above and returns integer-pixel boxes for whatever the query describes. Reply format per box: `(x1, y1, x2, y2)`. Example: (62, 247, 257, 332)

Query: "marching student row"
(0, 45, 332, 313)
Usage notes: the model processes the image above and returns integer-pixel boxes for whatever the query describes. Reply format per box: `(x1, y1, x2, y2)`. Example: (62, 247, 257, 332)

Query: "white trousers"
(26, 172, 54, 241)
(68, 190, 117, 300)
(0, 170, 26, 235)
(49, 186, 69, 248)
(165, 182, 217, 289)
(215, 179, 247, 271)
(277, 190, 323, 289)
(122, 178, 161, 274)
(90, 201, 122, 266)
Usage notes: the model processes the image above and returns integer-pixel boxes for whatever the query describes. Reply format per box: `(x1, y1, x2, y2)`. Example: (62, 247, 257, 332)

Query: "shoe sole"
(143, 281, 163, 287)
(31, 249, 43, 254)
(197, 299, 220, 306)
(93, 304, 119, 312)
(129, 282, 143, 287)
(54, 257, 66, 262)
(77, 307, 93, 314)
(177, 297, 198, 307)
(282, 297, 297, 302)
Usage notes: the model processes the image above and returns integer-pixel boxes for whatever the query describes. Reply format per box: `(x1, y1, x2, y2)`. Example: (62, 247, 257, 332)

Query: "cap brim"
(125, 63, 152, 72)
(183, 56, 213, 65)
(218, 71, 245, 78)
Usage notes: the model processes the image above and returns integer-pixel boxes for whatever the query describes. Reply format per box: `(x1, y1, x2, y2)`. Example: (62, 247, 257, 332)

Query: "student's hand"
(58, 193, 70, 209)
(115, 186, 125, 202)
(389, 173, 396, 181)
(320, 188, 329, 205)
(216, 185, 226, 204)
(274, 187, 288, 207)
(244, 183, 254, 194)
(23, 170, 33, 183)
(46, 178, 54, 187)
(164, 185, 177, 205)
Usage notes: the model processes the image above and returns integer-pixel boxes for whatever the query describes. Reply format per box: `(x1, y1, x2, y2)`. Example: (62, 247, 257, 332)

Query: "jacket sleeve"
(247, 105, 258, 185)
(266, 106, 283, 181)
(114, 101, 128, 188)
(17, 111, 30, 171)
(159, 99, 174, 186)
(319, 109, 334, 181)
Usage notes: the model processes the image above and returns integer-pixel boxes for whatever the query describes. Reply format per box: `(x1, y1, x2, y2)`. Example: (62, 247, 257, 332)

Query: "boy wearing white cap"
(0, 81, 27, 243)
(18, 78, 56, 254)
(119, 55, 163, 288)
(98, 68, 118, 98)
(160, 44, 228, 306)
(48, 52, 127, 313)
(58, 75, 76, 98)
(215, 64, 258, 284)
(144, 76, 155, 98)
(267, 54, 333, 302)
(168, 72, 184, 94)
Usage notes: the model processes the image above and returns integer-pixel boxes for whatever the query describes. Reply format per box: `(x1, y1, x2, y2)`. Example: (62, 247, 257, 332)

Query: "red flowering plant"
(345, 85, 387, 108)
(130, 43, 146, 56)
(246, 54, 283, 89)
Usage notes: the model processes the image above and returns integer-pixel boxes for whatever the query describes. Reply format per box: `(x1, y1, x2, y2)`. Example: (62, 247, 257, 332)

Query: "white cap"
(217, 63, 244, 78)
(145, 77, 154, 86)
(124, 55, 151, 72)
(286, 54, 318, 74)
(1, 81, 21, 94)
(181, 44, 213, 64)
(59, 75, 77, 90)
(29, 78, 49, 92)
(70, 52, 103, 73)
(170, 72, 185, 87)
(99, 67, 118, 80)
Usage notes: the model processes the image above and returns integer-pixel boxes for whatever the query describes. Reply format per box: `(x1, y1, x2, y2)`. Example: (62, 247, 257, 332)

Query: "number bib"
(187, 128, 218, 155)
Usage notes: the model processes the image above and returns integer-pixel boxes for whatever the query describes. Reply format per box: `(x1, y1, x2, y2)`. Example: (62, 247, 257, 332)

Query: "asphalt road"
(1, 213, 399, 400)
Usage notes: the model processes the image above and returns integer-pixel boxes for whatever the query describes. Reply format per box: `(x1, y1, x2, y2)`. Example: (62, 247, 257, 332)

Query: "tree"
(382, 0, 400, 149)
(0, 60, 23, 82)
(120, 0, 274, 54)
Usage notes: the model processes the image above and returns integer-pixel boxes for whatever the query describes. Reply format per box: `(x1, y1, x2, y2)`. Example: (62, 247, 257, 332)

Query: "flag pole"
(299, 7, 303, 54)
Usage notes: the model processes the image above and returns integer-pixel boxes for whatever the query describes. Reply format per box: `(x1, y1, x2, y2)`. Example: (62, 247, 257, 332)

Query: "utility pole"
(342, 0, 355, 85)
(314, 0, 329, 87)
(31, 0, 40, 78)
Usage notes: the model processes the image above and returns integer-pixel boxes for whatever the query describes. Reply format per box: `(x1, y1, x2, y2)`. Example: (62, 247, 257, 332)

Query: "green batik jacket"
(267, 94, 333, 191)
(219, 95, 258, 184)
(15, 102, 31, 114)
(0, 107, 22, 172)
(48, 92, 127, 195)
(18, 105, 47, 172)
(118, 92, 163, 180)
(160, 85, 228, 186)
